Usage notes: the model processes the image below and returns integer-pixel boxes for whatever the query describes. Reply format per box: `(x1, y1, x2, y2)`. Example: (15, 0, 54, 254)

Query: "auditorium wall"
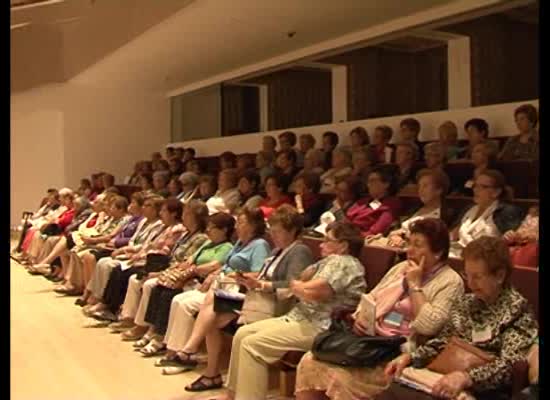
(10, 83, 170, 226)
(169, 99, 538, 156)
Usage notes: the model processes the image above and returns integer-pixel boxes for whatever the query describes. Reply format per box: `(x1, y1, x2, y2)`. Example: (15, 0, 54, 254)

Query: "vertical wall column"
(447, 36, 472, 109)
(258, 84, 268, 131)
(332, 65, 348, 122)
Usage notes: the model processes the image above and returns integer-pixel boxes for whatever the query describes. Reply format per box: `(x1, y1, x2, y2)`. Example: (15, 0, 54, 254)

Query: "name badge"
(464, 180, 474, 189)
(369, 200, 382, 210)
(383, 311, 404, 327)
(472, 326, 492, 343)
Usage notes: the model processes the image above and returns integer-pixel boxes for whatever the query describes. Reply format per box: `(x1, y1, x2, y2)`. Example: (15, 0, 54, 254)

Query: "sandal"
(121, 327, 148, 342)
(185, 374, 223, 392)
(132, 334, 153, 348)
(54, 285, 82, 296)
(161, 365, 195, 375)
(154, 354, 182, 367)
(139, 338, 166, 357)
(176, 351, 199, 367)
(109, 320, 135, 333)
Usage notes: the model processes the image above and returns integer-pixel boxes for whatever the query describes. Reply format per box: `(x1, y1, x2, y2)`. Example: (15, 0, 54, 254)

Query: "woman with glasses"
(449, 170, 523, 258)
(214, 221, 367, 400)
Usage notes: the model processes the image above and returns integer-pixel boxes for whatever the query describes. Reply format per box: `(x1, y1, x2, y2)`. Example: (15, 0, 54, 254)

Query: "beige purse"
(237, 289, 294, 324)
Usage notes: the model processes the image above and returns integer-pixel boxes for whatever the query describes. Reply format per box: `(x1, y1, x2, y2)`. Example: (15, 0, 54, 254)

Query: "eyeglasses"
(323, 236, 341, 244)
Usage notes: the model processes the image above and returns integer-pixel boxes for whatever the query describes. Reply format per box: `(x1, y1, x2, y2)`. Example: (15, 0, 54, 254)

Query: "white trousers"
(163, 289, 206, 352)
(87, 257, 119, 299)
(120, 275, 158, 326)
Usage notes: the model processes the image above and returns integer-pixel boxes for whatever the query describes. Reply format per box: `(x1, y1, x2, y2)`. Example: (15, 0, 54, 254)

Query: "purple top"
(114, 215, 144, 248)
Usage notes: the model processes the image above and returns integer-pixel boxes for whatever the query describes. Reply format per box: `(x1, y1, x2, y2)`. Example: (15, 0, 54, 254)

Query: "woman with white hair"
(178, 172, 200, 204)
(320, 147, 353, 194)
(206, 169, 241, 215)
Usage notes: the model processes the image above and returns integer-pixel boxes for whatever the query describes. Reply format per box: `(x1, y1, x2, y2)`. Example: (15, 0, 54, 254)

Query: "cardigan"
(261, 242, 314, 290)
(346, 196, 402, 237)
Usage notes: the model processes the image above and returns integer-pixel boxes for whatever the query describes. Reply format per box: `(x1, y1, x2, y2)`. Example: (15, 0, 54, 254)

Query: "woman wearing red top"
(259, 174, 292, 219)
(346, 165, 401, 238)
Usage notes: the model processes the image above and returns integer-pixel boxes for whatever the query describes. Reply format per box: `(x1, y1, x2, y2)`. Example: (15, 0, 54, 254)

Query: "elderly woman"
(379, 236, 538, 400)
(156, 208, 270, 371)
(53, 196, 131, 296)
(462, 118, 499, 160)
(424, 142, 447, 173)
(105, 200, 211, 346)
(139, 174, 154, 195)
(500, 104, 539, 161)
(258, 174, 293, 220)
(394, 142, 420, 189)
(198, 175, 218, 202)
(296, 218, 465, 400)
(458, 142, 498, 196)
(186, 159, 202, 175)
(346, 165, 401, 238)
(167, 177, 184, 200)
(349, 126, 370, 151)
(256, 150, 276, 188)
(168, 158, 184, 178)
(152, 171, 171, 197)
(450, 170, 523, 258)
(181, 205, 315, 390)
(219, 152, 237, 171)
(438, 121, 462, 161)
(297, 133, 317, 168)
(320, 147, 353, 194)
(374, 169, 452, 249)
(373, 125, 394, 164)
(87, 198, 185, 320)
(275, 149, 299, 193)
(237, 169, 264, 210)
(206, 168, 241, 215)
(81, 196, 165, 308)
(294, 173, 325, 228)
(216, 221, 367, 400)
(178, 172, 199, 204)
(352, 145, 378, 182)
(289, 148, 325, 193)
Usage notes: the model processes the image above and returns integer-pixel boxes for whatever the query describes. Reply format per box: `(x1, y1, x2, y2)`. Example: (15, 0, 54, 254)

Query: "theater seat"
(510, 265, 539, 320)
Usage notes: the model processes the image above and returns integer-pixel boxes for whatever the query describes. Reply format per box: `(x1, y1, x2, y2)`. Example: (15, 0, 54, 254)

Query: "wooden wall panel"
(221, 84, 260, 136)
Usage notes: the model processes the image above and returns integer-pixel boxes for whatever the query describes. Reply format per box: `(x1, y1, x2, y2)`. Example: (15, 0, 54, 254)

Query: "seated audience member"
(462, 118, 499, 159)
(182, 148, 196, 165)
(127, 162, 143, 185)
(278, 130, 297, 153)
(238, 169, 264, 210)
(256, 150, 276, 188)
(373, 125, 394, 164)
(174, 147, 185, 161)
(26, 196, 92, 274)
(141, 161, 153, 176)
(394, 142, 420, 190)
(275, 149, 299, 192)
(349, 126, 370, 152)
(157, 208, 270, 373)
(155, 159, 170, 173)
(53, 196, 131, 296)
(377, 169, 452, 249)
(258, 174, 293, 219)
(236, 154, 255, 175)
(92, 173, 105, 195)
(152, 171, 170, 198)
(167, 177, 184, 200)
(297, 133, 316, 168)
(399, 118, 424, 160)
(88, 198, 185, 320)
(206, 169, 241, 215)
(290, 149, 325, 192)
(218, 221, 367, 400)
(219, 151, 237, 171)
(198, 175, 217, 202)
(102, 173, 116, 192)
(168, 158, 184, 179)
(165, 146, 175, 160)
(500, 104, 539, 161)
(504, 205, 539, 268)
(81, 196, 165, 309)
(139, 174, 155, 195)
(379, 236, 538, 400)
(296, 218, 464, 400)
(320, 147, 353, 194)
(104, 201, 210, 343)
(186, 159, 202, 175)
(438, 121, 462, 161)
(423, 142, 447, 173)
(312, 176, 364, 235)
(346, 165, 401, 238)
(450, 170, 523, 258)
(322, 131, 340, 170)
(294, 173, 325, 228)
(181, 205, 314, 390)
(178, 172, 199, 204)
(78, 178, 93, 198)
(352, 146, 378, 182)
(151, 152, 163, 170)
(458, 142, 498, 196)
(262, 135, 277, 155)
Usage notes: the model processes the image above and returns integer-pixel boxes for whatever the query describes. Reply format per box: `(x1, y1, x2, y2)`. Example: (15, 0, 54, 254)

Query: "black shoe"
(75, 298, 87, 307)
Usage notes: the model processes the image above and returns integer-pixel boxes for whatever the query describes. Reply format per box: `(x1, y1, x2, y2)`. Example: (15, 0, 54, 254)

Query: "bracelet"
(409, 286, 423, 293)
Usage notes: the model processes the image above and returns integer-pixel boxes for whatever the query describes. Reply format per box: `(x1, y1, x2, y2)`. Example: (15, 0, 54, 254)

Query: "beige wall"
(10, 84, 170, 225)
(169, 99, 539, 156)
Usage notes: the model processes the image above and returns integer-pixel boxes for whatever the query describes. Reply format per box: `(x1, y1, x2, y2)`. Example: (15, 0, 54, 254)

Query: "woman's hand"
(199, 272, 219, 293)
(235, 275, 262, 290)
(388, 233, 406, 248)
(404, 256, 425, 288)
(351, 317, 369, 336)
(384, 354, 412, 378)
(289, 279, 305, 299)
(294, 194, 304, 213)
(432, 371, 472, 399)
(503, 230, 518, 243)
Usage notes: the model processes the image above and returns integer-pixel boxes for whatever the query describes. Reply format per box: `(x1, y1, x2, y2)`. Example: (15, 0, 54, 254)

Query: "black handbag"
(42, 223, 63, 236)
(135, 253, 172, 279)
(312, 318, 406, 367)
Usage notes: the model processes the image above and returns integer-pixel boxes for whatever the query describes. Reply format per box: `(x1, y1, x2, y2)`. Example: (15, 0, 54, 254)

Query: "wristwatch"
(409, 286, 423, 293)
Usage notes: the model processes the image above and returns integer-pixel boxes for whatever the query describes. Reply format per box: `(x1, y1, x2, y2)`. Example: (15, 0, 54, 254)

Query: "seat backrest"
(360, 245, 398, 291)
(510, 265, 539, 320)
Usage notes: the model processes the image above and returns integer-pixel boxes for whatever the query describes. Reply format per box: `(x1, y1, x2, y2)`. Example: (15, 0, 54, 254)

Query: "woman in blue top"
(156, 207, 271, 369)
